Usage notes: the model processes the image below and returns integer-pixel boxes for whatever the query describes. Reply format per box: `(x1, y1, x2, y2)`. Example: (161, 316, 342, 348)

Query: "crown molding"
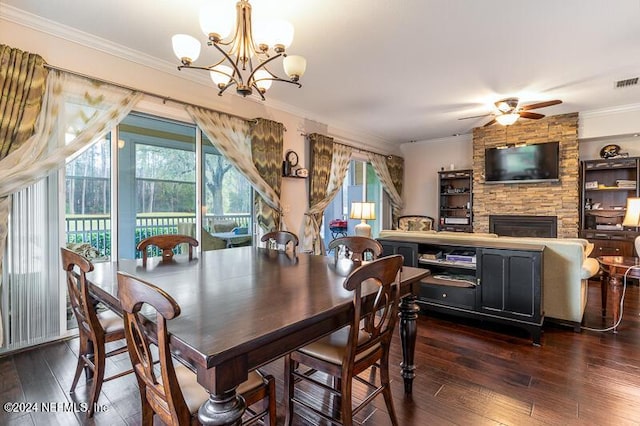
(401, 133, 473, 148)
(1, 4, 393, 151)
(579, 102, 640, 119)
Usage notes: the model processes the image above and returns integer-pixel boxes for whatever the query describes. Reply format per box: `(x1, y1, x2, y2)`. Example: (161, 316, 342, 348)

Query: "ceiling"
(3, 0, 640, 145)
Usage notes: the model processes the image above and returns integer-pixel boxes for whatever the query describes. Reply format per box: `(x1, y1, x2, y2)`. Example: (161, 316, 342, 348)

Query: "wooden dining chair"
(117, 272, 276, 426)
(328, 236, 383, 262)
(136, 234, 199, 266)
(60, 247, 132, 418)
(260, 230, 299, 252)
(284, 255, 404, 426)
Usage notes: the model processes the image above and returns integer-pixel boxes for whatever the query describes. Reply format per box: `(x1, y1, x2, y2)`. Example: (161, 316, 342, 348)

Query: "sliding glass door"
(117, 114, 197, 259)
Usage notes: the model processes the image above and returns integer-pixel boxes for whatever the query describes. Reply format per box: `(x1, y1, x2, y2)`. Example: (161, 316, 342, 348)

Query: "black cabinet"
(378, 237, 544, 345)
(478, 248, 542, 325)
(379, 240, 418, 267)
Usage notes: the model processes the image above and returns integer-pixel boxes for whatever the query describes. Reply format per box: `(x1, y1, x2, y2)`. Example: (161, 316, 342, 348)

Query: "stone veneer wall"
(472, 113, 579, 238)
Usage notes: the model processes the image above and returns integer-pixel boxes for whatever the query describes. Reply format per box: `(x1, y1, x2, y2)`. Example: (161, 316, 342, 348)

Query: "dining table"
(86, 246, 429, 425)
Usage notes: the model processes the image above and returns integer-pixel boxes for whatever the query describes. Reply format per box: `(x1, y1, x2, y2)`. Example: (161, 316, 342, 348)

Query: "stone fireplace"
(489, 215, 558, 238)
(472, 113, 579, 238)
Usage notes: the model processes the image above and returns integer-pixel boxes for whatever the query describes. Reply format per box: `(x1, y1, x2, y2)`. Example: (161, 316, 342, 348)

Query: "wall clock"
(285, 150, 299, 167)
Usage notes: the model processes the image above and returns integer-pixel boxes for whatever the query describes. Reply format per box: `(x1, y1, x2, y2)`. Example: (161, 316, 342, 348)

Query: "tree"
(205, 154, 232, 215)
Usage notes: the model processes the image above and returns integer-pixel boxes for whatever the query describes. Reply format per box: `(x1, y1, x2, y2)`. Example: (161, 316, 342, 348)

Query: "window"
(65, 136, 111, 260)
(202, 134, 252, 239)
(322, 159, 384, 247)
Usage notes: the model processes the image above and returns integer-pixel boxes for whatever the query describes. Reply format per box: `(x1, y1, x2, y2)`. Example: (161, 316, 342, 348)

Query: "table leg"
(600, 270, 608, 317)
(609, 275, 623, 333)
(399, 294, 420, 394)
(198, 390, 245, 426)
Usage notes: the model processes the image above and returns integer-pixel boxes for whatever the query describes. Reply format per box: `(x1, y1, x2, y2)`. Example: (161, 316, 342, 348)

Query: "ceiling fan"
(459, 98, 563, 126)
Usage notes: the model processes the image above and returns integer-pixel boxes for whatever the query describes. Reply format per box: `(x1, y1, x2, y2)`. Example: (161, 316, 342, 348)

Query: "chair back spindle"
(260, 231, 299, 252)
(136, 234, 199, 266)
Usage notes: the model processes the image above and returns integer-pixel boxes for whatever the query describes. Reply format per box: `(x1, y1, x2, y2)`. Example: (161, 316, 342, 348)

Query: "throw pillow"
(408, 219, 430, 231)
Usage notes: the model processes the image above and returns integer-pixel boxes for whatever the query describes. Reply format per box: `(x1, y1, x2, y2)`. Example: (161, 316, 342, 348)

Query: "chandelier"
(171, 0, 307, 100)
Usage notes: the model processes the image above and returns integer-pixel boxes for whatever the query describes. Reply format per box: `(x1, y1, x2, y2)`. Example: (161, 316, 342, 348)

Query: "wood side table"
(597, 256, 640, 332)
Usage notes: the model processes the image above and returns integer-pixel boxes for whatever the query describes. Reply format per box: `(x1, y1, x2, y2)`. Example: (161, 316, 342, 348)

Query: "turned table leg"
(608, 274, 623, 333)
(399, 294, 420, 394)
(198, 390, 245, 426)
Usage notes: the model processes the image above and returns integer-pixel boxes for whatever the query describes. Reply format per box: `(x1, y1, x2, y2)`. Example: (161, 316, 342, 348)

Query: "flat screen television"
(485, 141, 559, 184)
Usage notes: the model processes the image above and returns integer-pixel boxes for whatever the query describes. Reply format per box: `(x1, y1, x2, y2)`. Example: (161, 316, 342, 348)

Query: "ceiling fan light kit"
(460, 97, 562, 127)
(171, 0, 307, 100)
(495, 113, 520, 126)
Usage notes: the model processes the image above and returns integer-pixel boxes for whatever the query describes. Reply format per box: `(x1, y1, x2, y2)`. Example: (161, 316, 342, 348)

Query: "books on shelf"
(419, 250, 442, 261)
(444, 217, 469, 225)
(432, 274, 477, 287)
(445, 249, 476, 264)
(596, 224, 623, 230)
(616, 179, 636, 189)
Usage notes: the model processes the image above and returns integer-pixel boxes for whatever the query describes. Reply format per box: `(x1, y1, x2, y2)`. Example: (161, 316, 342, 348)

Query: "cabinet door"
(479, 249, 542, 321)
(379, 241, 418, 267)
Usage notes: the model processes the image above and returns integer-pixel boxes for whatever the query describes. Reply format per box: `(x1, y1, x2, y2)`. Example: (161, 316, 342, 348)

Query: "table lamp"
(622, 197, 640, 256)
(350, 202, 376, 237)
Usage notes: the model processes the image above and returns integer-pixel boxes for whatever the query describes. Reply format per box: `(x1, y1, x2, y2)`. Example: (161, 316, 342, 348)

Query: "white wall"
(578, 104, 640, 161)
(0, 15, 399, 234)
(401, 108, 640, 218)
(579, 134, 640, 161)
(579, 105, 640, 140)
(400, 135, 473, 219)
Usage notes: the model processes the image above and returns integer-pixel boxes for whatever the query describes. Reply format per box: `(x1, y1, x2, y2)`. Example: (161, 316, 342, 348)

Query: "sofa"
(378, 229, 600, 328)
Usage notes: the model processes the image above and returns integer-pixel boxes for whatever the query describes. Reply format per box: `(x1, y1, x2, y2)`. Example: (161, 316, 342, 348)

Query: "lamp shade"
(172, 34, 201, 63)
(350, 202, 376, 220)
(496, 113, 519, 126)
(199, 2, 234, 39)
(254, 69, 273, 92)
(623, 197, 640, 227)
(283, 55, 307, 80)
(271, 20, 294, 48)
(209, 65, 233, 88)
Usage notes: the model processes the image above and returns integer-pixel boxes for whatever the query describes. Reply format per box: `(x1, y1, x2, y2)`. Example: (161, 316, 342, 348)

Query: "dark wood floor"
(2, 279, 640, 425)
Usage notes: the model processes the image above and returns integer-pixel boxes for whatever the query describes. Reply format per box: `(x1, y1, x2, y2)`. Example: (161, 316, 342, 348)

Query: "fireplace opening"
(489, 215, 557, 238)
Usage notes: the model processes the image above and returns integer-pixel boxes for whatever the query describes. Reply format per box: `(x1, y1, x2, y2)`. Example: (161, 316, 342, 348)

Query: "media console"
(378, 236, 544, 345)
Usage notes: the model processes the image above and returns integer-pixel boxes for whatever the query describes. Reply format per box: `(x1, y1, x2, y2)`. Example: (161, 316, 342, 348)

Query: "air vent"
(614, 77, 639, 88)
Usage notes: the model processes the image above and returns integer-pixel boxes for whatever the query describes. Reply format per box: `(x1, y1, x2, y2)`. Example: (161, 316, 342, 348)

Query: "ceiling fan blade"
(483, 119, 497, 127)
(458, 113, 492, 120)
(519, 111, 545, 120)
(520, 100, 562, 111)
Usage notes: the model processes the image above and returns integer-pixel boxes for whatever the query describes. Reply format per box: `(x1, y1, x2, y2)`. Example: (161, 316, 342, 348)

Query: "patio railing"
(65, 213, 252, 258)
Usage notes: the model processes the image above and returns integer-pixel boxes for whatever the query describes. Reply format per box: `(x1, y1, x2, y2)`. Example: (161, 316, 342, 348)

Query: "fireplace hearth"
(489, 215, 558, 238)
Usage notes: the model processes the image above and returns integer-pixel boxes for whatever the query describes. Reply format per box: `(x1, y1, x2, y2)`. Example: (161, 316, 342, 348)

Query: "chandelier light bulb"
(199, 2, 234, 40)
(283, 55, 307, 81)
(270, 20, 294, 51)
(254, 70, 273, 92)
(252, 21, 270, 48)
(210, 65, 233, 88)
(172, 34, 201, 65)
